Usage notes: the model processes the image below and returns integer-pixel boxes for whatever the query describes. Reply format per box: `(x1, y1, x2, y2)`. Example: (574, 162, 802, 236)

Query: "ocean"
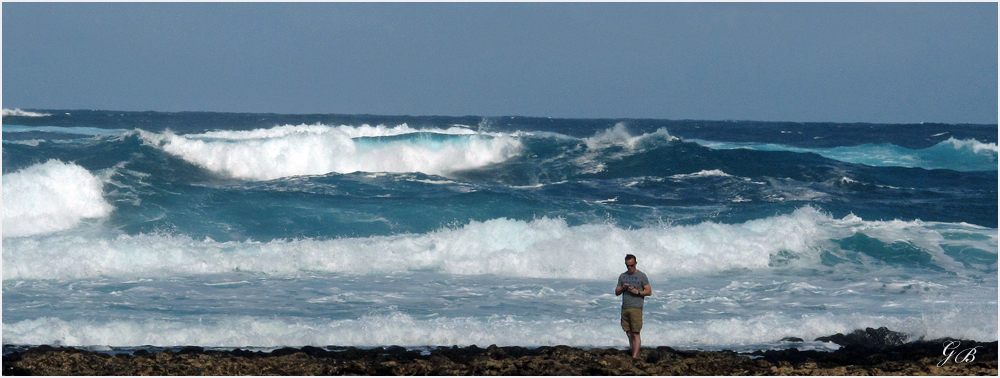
(2, 109, 997, 354)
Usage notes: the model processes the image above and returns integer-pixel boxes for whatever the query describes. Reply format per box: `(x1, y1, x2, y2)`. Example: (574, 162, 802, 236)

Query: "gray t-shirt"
(618, 270, 649, 309)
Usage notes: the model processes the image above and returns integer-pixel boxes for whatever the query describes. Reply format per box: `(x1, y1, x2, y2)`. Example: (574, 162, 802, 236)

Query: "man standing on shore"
(615, 254, 651, 359)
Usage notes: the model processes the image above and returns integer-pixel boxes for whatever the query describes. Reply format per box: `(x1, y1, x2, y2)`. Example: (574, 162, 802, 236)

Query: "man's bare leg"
(625, 331, 635, 353)
(630, 332, 641, 358)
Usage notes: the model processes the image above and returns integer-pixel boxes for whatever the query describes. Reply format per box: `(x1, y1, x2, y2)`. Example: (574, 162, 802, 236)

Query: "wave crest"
(583, 123, 676, 151)
(941, 137, 999, 154)
(2, 160, 114, 238)
(138, 125, 522, 180)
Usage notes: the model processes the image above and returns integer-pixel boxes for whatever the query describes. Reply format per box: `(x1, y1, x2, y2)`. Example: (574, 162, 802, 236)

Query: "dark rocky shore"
(4, 328, 997, 375)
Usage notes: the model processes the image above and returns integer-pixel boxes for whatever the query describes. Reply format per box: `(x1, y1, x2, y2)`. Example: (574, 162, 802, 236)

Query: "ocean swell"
(688, 137, 998, 172)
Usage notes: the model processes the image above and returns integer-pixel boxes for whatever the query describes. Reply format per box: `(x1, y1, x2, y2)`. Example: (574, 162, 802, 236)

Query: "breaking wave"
(137, 125, 523, 180)
(5, 206, 994, 280)
(2, 160, 114, 238)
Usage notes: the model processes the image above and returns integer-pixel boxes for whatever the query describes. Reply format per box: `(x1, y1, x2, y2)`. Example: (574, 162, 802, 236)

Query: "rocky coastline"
(4, 328, 997, 375)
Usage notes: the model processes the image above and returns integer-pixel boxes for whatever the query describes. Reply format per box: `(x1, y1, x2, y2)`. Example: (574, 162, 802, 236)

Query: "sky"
(2, 2, 997, 124)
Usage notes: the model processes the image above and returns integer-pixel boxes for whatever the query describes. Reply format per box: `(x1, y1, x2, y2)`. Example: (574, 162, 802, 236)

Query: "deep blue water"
(2, 109, 996, 351)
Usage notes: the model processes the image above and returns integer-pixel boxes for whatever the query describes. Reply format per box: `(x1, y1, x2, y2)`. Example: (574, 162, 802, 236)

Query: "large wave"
(5, 206, 994, 280)
(137, 124, 523, 180)
(2, 160, 114, 238)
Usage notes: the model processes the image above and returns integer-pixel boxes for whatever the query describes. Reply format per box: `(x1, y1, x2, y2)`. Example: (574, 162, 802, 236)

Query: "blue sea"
(2, 109, 997, 353)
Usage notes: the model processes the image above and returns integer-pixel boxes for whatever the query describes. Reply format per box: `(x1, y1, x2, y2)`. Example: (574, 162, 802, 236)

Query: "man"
(615, 254, 651, 359)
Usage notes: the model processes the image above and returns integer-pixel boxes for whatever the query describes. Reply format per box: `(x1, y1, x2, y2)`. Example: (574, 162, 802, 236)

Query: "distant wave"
(5, 206, 994, 280)
(2, 108, 51, 117)
(689, 138, 998, 171)
(137, 124, 523, 180)
(2, 160, 114, 238)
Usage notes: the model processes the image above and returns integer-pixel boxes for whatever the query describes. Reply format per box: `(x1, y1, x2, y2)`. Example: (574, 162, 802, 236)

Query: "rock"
(298, 345, 329, 358)
(229, 348, 257, 358)
(3, 339, 997, 376)
(485, 344, 507, 359)
(178, 346, 204, 355)
(815, 326, 909, 349)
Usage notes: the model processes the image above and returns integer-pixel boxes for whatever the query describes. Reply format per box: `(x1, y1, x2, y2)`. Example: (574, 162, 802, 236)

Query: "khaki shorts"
(621, 307, 643, 333)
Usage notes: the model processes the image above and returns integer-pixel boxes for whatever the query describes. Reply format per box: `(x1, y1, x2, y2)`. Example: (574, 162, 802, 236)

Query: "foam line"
(3, 307, 994, 348)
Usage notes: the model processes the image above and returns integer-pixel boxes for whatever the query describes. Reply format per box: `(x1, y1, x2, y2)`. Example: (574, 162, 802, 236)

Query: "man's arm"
(637, 284, 651, 297)
(615, 283, 626, 296)
(625, 284, 649, 296)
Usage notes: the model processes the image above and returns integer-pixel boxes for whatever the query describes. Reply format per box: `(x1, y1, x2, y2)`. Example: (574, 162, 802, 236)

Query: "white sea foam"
(5, 206, 994, 280)
(138, 125, 522, 180)
(669, 170, 733, 179)
(583, 123, 677, 150)
(941, 137, 999, 154)
(2, 160, 114, 238)
(2, 108, 51, 117)
(3, 306, 994, 348)
(5, 139, 44, 146)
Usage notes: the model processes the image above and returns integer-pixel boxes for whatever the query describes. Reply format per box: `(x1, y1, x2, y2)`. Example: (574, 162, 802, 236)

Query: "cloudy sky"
(3, 2, 997, 124)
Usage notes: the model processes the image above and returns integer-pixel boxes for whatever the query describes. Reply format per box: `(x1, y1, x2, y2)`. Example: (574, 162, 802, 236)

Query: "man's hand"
(622, 283, 638, 295)
(616, 283, 629, 296)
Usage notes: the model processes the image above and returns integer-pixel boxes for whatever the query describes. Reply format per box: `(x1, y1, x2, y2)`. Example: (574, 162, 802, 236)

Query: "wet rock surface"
(4, 332, 997, 376)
